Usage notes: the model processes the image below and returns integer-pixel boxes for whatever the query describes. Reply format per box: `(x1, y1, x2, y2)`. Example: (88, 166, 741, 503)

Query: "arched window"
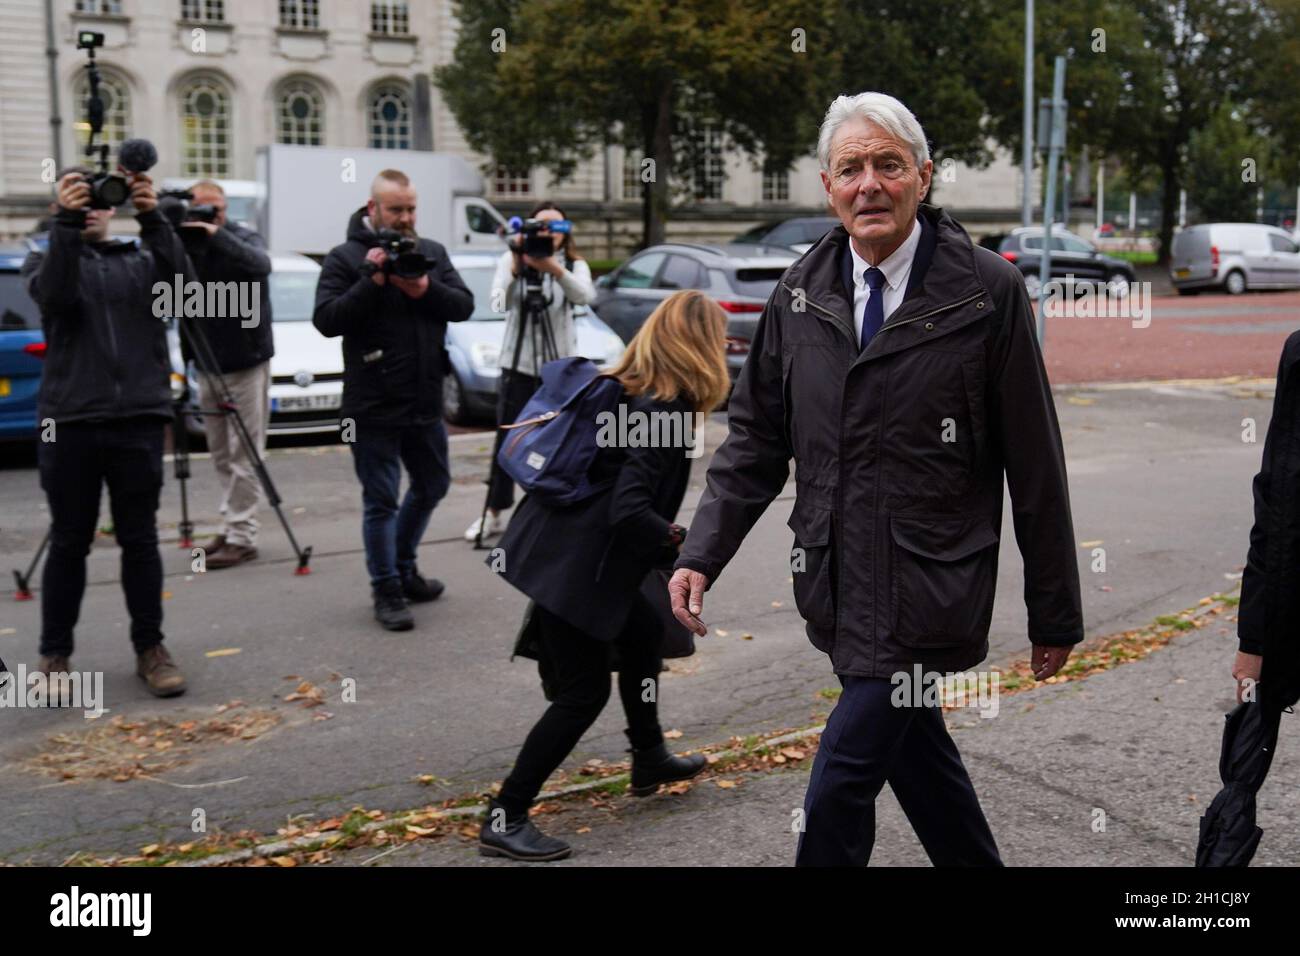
(276, 79, 324, 146)
(73, 69, 131, 159)
(367, 84, 410, 150)
(179, 75, 231, 176)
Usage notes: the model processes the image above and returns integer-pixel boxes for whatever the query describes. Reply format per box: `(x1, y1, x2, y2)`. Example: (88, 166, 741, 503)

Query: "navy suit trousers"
(795, 674, 1003, 866)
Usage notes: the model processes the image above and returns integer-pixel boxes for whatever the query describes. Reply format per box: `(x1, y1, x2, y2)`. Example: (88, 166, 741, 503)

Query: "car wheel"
(443, 372, 467, 425)
(1224, 270, 1247, 295)
(1105, 272, 1130, 298)
(1023, 272, 1042, 299)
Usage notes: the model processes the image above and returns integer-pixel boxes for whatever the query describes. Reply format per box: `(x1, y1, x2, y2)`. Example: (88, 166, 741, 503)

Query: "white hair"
(816, 92, 930, 172)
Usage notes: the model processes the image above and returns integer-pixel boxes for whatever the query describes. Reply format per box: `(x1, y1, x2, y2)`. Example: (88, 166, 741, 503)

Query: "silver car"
(1170, 223, 1300, 295)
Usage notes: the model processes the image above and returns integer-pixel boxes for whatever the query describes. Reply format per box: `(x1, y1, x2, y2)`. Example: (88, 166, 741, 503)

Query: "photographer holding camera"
(20, 163, 192, 699)
(174, 180, 275, 570)
(313, 169, 474, 631)
(463, 201, 595, 543)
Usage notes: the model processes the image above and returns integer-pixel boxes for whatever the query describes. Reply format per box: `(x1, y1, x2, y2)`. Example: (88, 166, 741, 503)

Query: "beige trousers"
(198, 361, 271, 548)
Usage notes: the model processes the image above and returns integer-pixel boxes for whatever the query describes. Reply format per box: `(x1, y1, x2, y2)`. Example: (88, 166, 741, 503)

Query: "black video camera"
(158, 189, 219, 229)
(360, 229, 434, 280)
(507, 217, 571, 259)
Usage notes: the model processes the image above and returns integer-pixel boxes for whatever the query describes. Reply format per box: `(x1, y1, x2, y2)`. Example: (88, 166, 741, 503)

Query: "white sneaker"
(464, 512, 505, 542)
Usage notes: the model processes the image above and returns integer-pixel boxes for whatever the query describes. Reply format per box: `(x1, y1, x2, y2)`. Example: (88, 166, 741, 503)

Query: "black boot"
(372, 579, 414, 631)
(630, 741, 707, 797)
(400, 566, 445, 603)
(478, 798, 572, 862)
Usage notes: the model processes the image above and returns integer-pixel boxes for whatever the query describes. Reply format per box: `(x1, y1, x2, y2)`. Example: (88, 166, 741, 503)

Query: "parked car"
(730, 216, 837, 254)
(172, 253, 341, 437)
(0, 242, 44, 441)
(442, 253, 627, 425)
(1169, 223, 1300, 295)
(592, 242, 798, 384)
(979, 227, 1137, 299)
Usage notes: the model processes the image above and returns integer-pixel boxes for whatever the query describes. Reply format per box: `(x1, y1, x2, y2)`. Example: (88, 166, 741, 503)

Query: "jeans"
(795, 674, 1003, 866)
(348, 418, 451, 588)
(497, 598, 664, 818)
(37, 417, 166, 658)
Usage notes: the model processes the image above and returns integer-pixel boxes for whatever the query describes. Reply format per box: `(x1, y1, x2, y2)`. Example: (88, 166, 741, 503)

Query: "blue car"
(0, 241, 45, 442)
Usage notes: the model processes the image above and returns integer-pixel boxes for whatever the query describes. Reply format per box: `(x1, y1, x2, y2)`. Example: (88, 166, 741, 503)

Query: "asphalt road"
(0, 376, 1277, 864)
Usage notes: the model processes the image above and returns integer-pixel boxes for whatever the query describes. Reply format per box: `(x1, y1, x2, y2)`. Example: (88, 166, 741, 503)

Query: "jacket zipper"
(97, 252, 123, 410)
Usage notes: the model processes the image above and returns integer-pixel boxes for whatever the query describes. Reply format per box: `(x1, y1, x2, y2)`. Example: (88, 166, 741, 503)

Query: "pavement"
(0, 287, 1296, 867)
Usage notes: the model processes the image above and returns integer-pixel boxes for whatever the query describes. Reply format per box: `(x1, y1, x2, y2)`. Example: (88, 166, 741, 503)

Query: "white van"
(1170, 223, 1300, 295)
(255, 145, 508, 257)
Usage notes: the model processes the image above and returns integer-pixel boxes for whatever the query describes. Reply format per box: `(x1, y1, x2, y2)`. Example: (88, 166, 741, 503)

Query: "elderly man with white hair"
(669, 92, 1084, 865)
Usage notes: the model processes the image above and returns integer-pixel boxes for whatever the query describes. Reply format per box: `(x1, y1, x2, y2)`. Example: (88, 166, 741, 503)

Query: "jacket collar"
(787, 203, 985, 353)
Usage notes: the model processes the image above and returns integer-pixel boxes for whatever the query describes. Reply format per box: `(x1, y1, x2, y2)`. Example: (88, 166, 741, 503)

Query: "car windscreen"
(730, 267, 788, 298)
(269, 270, 320, 321)
(0, 272, 40, 330)
(456, 265, 504, 320)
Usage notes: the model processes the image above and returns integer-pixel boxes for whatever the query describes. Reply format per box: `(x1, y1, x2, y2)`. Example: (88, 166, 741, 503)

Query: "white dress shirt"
(847, 217, 921, 342)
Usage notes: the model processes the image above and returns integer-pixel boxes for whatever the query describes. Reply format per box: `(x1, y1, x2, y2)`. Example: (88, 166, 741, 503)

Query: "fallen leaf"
(664, 729, 683, 739)
(205, 648, 242, 658)
(269, 855, 298, 867)
(715, 779, 737, 789)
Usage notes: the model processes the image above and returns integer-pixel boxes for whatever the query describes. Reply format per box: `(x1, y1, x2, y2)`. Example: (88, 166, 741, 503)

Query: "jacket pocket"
(788, 496, 836, 630)
(890, 515, 999, 648)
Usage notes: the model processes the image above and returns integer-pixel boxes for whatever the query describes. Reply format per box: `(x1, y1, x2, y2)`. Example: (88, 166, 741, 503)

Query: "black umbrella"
(1196, 697, 1284, 867)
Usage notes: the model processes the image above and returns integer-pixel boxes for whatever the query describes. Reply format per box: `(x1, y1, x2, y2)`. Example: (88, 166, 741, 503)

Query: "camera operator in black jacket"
(177, 180, 274, 571)
(20, 165, 192, 700)
(312, 168, 474, 631)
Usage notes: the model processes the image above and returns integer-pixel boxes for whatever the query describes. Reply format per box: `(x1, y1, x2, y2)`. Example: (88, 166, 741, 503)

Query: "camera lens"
(96, 174, 130, 207)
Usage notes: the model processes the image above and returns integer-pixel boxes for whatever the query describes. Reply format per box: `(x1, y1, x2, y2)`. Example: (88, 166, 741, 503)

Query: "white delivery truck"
(255, 144, 509, 257)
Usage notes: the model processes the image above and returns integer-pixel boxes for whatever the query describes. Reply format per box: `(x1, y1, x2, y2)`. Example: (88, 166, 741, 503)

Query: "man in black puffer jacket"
(313, 168, 474, 631)
(21, 165, 192, 700)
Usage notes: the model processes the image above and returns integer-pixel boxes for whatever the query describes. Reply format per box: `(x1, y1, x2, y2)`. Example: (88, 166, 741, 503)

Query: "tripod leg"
(13, 526, 50, 600)
(173, 400, 194, 549)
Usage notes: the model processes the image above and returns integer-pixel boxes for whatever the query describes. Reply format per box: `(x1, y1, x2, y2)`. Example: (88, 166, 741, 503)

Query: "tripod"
(174, 309, 312, 574)
(472, 261, 563, 550)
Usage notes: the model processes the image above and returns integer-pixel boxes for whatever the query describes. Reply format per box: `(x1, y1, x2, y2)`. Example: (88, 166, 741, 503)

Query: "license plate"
(273, 393, 341, 412)
(1175, 268, 1190, 278)
(0, 378, 9, 397)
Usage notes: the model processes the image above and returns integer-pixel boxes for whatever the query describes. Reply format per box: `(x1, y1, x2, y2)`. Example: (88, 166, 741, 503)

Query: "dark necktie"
(860, 267, 885, 350)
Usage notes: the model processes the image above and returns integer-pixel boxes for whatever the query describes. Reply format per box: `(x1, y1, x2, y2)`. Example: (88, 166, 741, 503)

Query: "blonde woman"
(481, 290, 731, 861)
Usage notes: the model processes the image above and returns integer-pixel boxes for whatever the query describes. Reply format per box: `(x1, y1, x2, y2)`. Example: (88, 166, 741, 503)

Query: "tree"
(1185, 102, 1271, 223)
(435, 0, 840, 248)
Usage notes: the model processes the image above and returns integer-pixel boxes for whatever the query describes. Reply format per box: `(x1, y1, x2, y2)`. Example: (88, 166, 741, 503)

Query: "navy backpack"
(497, 356, 624, 505)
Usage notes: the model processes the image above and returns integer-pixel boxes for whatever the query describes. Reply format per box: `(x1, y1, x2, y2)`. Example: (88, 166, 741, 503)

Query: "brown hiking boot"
(136, 644, 187, 697)
(206, 542, 258, 570)
(36, 654, 74, 707)
(205, 534, 227, 552)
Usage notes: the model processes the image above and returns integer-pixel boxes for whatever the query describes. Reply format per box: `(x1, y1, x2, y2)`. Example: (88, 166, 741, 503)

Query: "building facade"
(0, 0, 1033, 253)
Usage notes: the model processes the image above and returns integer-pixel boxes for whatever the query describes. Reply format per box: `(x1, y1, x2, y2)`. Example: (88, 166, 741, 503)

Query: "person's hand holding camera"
(128, 171, 157, 214)
(57, 172, 91, 212)
(390, 272, 429, 299)
(364, 247, 388, 286)
(180, 220, 219, 237)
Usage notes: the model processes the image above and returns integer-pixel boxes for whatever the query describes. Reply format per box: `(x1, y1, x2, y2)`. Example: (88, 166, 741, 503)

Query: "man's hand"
(1233, 650, 1263, 704)
(364, 247, 388, 286)
(390, 273, 430, 299)
(180, 220, 219, 237)
(1031, 644, 1071, 681)
(128, 172, 156, 214)
(669, 568, 709, 636)
(56, 172, 91, 212)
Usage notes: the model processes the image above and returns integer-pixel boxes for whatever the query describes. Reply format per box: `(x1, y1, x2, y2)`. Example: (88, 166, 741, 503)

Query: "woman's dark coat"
(490, 389, 694, 645)
(1238, 330, 1300, 709)
(675, 203, 1084, 678)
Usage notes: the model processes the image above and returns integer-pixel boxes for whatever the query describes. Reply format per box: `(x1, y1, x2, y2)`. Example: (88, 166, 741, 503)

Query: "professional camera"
(507, 216, 571, 259)
(359, 228, 434, 280)
(75, 31, 157, 208)
(157, 189, 219, 229)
